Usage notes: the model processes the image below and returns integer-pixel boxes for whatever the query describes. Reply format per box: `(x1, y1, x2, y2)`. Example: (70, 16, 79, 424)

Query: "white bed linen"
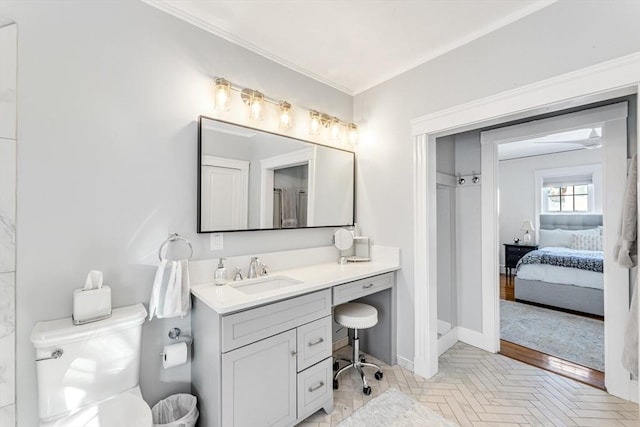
(516, 264, 603, 290)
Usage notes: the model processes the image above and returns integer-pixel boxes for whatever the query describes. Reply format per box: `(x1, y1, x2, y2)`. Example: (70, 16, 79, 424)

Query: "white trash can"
(151, 393, 199, 427)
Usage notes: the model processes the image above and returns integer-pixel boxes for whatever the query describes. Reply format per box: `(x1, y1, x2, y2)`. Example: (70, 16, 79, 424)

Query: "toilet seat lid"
(46, 392, 152, 427)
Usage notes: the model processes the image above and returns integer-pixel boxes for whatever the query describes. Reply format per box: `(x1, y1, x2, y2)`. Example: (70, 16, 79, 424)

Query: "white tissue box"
(73, 286, 112, 325)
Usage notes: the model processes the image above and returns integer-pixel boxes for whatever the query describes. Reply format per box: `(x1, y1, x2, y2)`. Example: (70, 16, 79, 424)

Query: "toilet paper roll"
(162, 342, 188, 368)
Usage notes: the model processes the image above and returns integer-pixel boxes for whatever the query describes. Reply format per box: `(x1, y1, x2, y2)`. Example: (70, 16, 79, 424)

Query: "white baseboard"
(437, 320, 451, 335)
(396, 354, 414, 371)
(458, 327, 489, 351)
(438, 327, 459, 356)
(332, 336, 349, 352)
(630, 380, 639, 403)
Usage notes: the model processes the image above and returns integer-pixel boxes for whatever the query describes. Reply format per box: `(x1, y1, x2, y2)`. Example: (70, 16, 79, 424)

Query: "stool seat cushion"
(334, 303, 378, 329)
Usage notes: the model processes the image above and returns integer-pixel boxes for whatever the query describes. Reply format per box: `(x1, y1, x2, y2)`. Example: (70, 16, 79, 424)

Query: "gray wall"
(2, 2, 352, 425)
(4, 0, 640, 424)
(353, 0, 640, 363)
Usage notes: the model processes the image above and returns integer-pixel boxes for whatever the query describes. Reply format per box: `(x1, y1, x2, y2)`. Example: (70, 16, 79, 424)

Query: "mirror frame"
(197, 116, 356, 233)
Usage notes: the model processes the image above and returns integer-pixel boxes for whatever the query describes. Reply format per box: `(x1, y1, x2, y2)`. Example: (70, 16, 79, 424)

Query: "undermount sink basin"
(229, 276, 303, 295)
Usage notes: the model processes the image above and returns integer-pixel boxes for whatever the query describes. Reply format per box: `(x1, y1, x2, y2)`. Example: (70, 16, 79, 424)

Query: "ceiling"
(498, 127, 603, 161)
(144, 0, 556, 95)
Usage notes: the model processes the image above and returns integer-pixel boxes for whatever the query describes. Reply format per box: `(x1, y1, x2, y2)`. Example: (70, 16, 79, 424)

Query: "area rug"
(500, 300, 604, 371)
(337, 388, 459, 427)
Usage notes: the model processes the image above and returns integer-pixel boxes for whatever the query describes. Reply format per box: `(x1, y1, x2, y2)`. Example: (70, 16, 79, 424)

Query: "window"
(535, 164, 602, 216)
(542, 173, 594, 213)
(545, 184, 590, 212)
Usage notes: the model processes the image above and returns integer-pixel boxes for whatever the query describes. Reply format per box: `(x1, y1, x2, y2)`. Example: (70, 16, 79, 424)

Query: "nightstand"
(503, 244, 538, 278)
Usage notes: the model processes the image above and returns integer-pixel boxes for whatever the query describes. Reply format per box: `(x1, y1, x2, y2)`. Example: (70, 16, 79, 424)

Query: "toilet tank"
(30, 303, 147, 420)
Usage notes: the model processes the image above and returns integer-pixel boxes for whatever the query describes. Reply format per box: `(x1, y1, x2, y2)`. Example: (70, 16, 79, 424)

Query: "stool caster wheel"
(363, 386, 372, 395)
(359, 355, 366, 363)
(333, 361, 340, 371)
(333, 379, 339, 390)
(375, 371, 383, 380)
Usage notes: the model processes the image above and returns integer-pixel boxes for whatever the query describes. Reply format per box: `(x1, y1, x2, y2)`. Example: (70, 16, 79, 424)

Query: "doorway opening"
(412, 53, 639, 402)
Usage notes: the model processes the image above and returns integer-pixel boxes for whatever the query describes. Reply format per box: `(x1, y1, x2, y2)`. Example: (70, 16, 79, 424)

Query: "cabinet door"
(222, 329, 297, 427)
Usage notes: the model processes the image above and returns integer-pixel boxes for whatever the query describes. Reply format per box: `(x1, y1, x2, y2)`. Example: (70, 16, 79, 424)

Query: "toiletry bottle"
(214, 258, 227, 286)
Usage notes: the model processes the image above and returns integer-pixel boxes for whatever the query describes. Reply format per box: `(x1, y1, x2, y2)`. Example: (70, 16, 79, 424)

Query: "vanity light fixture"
(213, 76, 359, 144)
(214, 77, 231, 111)
(241, 88, 264, 120)
(279, 101, 292, 130)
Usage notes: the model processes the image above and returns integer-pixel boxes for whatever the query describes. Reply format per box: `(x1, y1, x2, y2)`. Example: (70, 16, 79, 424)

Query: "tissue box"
(73, 286, 112, 325)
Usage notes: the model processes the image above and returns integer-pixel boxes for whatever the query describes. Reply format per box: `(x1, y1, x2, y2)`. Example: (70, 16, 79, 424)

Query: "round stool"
(333, 302, 384, 395)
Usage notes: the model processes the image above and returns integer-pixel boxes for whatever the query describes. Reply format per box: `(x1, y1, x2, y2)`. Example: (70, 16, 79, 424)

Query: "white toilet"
(31, 303, 152, 427)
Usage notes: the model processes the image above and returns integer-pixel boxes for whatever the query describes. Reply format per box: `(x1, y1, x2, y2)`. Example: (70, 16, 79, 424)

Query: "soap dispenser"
(214, 258, 227, 286)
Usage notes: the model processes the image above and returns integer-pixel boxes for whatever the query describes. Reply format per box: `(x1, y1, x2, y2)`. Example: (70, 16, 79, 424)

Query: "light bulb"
(241, 89, 263, 120)
(250, 99, 262, 120)
(214, 78, 231, 111)
(309, 111, 320, 135)
(330, 117, 340, 139)
(348, 123, 358, 144)
(279, 101, 292, 129)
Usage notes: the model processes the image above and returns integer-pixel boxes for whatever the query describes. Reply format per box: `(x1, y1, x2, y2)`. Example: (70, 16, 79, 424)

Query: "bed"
(514, 214, 604, 316)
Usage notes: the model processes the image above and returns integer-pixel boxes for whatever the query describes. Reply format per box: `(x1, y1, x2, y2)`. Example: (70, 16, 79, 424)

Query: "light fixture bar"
(214, 76, 359, 144)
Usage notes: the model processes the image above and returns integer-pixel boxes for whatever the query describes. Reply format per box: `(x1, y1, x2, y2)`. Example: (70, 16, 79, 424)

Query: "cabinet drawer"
(505, 254, 522, 268)
(297, 316, 332, 372)
(333, 272, 393, 306)
(297, 358, 332, 421)
(222, 289, 331, 352)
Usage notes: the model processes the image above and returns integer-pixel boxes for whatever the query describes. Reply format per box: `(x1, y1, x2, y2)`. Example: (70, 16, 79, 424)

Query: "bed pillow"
(578, 227, 601, 235)
(538, 229, 575, 248)
(571, 233, 603, 251)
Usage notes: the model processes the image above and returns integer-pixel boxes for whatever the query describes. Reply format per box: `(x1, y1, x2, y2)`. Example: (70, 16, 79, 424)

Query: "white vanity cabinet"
(192, 289, 334, 427)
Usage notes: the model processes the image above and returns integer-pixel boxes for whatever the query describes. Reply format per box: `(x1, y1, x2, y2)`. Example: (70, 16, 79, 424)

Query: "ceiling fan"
(533, 128, 602, 149)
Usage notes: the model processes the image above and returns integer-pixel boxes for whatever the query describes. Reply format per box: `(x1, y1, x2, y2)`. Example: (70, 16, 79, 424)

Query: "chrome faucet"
(248, 257, 259, 279)
(233, 267, 243, 281)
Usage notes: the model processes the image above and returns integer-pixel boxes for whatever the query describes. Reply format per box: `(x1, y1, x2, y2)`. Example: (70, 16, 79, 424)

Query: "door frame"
(260, 147, 316, 228)
(480, 102, 629, 397)
(411, 52, 640, 401)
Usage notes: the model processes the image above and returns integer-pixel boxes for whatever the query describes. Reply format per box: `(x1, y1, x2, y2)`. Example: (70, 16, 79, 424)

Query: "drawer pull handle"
(308, 381, 325, 392)
(308, 337, 324, 347)
(363, 283, 374, 289)
(291, 351, 297, 357)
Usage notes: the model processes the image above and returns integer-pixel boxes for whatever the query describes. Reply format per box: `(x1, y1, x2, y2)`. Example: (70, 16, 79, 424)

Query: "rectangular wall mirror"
(198, 116, 355, 233)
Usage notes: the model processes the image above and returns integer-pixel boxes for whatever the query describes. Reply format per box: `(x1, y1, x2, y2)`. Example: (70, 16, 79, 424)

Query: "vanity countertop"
(191, 260, 400, 314)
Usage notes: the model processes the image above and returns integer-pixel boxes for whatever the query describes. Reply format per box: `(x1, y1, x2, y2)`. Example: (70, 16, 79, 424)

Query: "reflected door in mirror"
(200, 156, 249, 231)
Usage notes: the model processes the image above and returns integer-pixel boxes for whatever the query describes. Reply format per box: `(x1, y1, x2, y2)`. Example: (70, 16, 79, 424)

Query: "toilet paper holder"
(159, 327, 193, 357)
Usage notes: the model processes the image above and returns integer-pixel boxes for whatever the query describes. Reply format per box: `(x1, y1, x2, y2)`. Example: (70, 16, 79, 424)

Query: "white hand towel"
(614, 154, 637, 268)
(149, 259, 191, 320)
(149, 259, 168, 320)
(622, 278, 639, 376)
(162, 261, 180, 317)
(281, 188, 298, 228)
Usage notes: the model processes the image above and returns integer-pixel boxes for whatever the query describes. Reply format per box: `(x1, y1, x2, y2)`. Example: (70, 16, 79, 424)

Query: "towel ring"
(158, 233, 193, 261)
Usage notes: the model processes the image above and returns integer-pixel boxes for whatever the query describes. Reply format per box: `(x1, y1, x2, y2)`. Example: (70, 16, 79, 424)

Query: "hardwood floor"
(499, 274, 605, 390)
(500, 272, 515, 300)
